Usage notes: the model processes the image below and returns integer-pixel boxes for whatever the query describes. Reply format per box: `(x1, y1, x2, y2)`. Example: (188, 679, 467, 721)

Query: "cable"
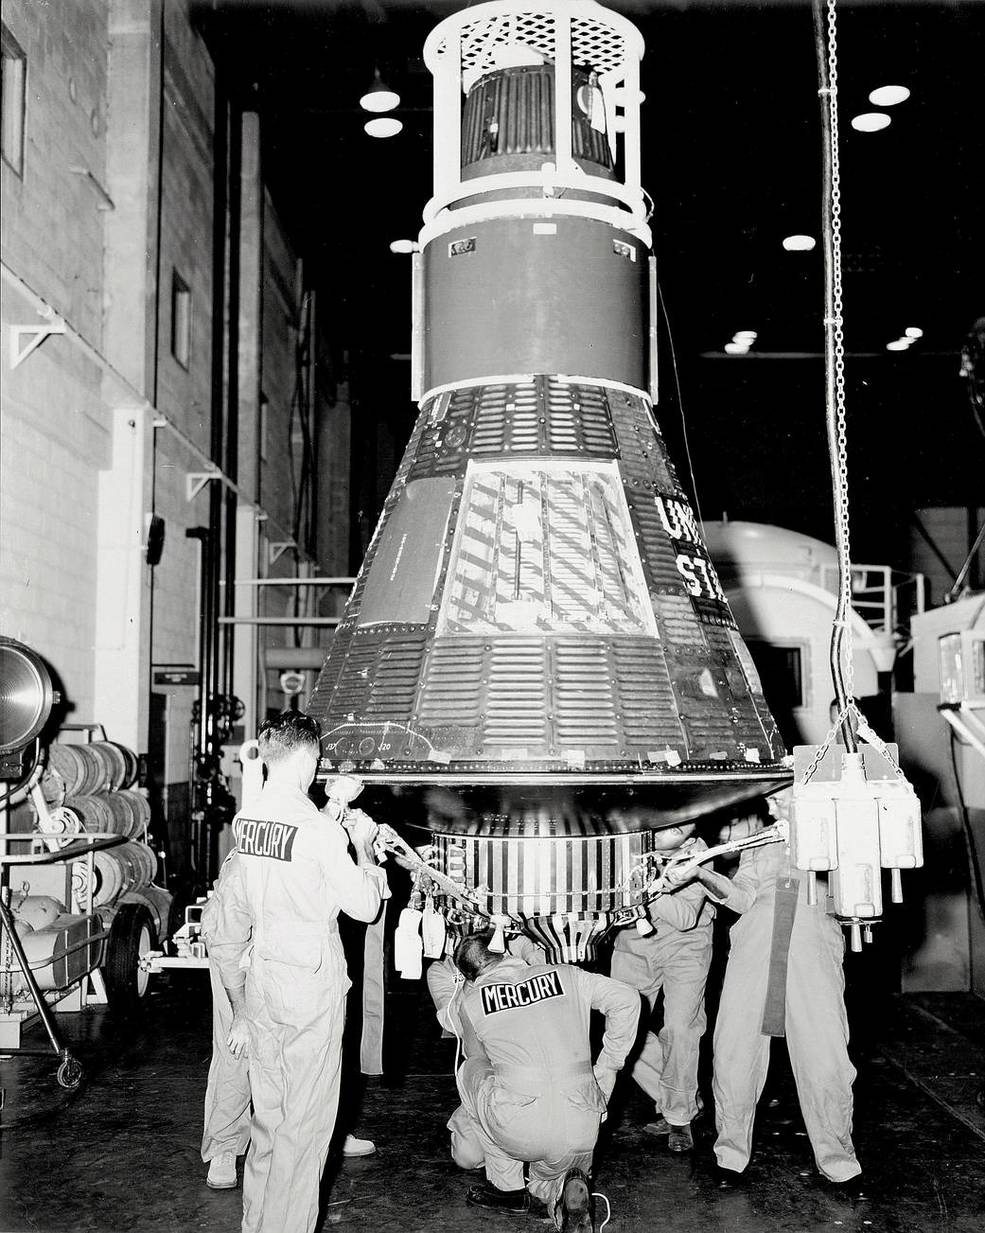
(813, 0, 857, 755)
(592, 1191, 612, 1232)
(657, 282, 704, 530)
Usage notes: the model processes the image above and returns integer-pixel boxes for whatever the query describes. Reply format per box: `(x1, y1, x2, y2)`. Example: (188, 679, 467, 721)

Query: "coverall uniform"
(609, 839, 714, 1128)
(200, 855, 252, 1168)
(431, 954, 640, 1221)
(712, 840, 861, 1182)
(208, 785, 388, 1233)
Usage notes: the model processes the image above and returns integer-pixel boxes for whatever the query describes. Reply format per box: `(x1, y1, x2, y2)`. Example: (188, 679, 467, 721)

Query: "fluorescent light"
(724, 342, 750, 355)
(851, 112, 892, 133)
(389, 239, 418, 254)
(869, 85, 910, 107)
(733, 331, 758, 343)
(886, 339, 911, 351)
(904, 326, 923, 339)
(782, 234, 816, 252)
(364, 117, 403, 139)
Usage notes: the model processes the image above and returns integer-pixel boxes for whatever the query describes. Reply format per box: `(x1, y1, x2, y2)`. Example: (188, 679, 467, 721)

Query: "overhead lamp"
(869, 85, 910, 107)
(851, 112, 892, 133)
(782, 234, 816, 252)
(389, 239, 419, 254)
(360, 70, 400, 114)
(733, 331, 757, 343)
(886, 339, 911, 351)
(365, 117, 403, 139)
(904, 326, 923, 339)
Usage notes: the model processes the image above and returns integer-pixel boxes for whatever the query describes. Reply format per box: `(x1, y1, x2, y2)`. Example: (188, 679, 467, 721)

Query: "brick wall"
(1, 0, 112, 720)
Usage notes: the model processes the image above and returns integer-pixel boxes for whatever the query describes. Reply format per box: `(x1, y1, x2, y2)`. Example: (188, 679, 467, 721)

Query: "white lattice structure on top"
(421, 0, 649, 242)
(427, 3, 643, 81)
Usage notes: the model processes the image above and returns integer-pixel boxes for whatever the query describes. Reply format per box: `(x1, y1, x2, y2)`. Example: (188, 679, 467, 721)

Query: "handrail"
(0, 832, 125, 865)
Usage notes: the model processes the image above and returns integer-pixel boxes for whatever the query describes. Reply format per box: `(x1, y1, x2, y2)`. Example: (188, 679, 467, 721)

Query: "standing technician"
(608, 822, 713, 1152)
(207, 711, 389, 1233)
(665, 809, 863, 1191)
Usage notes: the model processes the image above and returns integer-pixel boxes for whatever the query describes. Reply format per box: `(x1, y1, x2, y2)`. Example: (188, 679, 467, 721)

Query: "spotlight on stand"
(0, 636, 57, 779)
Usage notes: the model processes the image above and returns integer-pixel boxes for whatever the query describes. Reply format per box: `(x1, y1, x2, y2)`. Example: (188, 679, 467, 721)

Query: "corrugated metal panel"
(609, 391, 677, 488)
(611, 638, 681, 745)
(553, 639, 619, 746)
(485, 639, 549, 746)
(365, 637, 428, 717)
(418, 638, 485, 727)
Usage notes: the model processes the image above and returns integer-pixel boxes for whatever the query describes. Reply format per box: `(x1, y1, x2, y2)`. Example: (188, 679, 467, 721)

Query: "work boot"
(556, 1168, 593, 1233)
(206, 1151, 237, 1189)
(342, 1134, 376, 1158)
(667, 1122, 694, 1152)
(465, 1181, 529, 1213)
(643, 1116, 672, 1137)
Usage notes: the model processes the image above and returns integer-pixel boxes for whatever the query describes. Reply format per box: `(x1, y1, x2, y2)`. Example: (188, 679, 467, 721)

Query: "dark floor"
(1, 969, 984, 1233)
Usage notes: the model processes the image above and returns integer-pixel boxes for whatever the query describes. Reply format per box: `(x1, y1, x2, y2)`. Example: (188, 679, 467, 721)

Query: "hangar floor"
(1, 973, 983, 1233)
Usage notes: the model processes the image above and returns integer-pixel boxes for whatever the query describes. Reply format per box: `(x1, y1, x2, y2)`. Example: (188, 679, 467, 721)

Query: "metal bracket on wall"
(268, 541, 297, 565)
(186, 470, 220, 502)
(69, 166, 116, 211)
(9, 319, 66, 369)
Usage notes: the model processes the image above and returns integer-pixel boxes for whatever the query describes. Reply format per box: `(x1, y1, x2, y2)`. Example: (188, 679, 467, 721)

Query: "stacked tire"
(41, 740, 160, 1014)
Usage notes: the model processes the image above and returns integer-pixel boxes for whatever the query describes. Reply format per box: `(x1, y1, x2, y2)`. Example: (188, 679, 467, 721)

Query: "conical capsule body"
(310, 4, 788, 958)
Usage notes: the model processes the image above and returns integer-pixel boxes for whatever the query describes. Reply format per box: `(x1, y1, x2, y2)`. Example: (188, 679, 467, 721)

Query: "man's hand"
(344, 808, 379, 846)
(227, 1011, 250, 1060)
(594, 1063, 618, 1103)
(662, 858, 700, 889)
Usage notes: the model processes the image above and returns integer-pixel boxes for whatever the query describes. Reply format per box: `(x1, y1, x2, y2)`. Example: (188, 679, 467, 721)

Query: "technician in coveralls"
(666, 808, 863, 1192)
(608, 821, 713, 1153)
(206, 711, 389, 1233)
(430, 929, 640, 1232)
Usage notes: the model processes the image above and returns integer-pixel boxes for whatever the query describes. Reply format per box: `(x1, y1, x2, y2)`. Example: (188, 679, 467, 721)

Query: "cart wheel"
(57, 1056, 84, 1090)
(104, 902, 155, 1014)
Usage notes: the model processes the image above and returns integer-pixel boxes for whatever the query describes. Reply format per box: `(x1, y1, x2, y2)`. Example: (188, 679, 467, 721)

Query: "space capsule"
(310, 0, 791, 960)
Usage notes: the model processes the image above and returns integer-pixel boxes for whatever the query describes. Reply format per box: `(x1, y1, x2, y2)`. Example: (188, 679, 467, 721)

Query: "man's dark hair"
(258, 710, 321, 764)
(453, 929, 502, 982)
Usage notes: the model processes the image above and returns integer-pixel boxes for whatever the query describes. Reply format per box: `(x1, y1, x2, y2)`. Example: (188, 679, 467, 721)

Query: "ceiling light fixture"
(733, 331, 758, 343)
(904, 326, 923, 339)
(886, 339, 911, 351)
(389, 239, 419, 254)
(868, 85, 910, 107)
(360, 69, 400, 114)
(782, 234, 816, 252)
(851, 112, 892, 133)
(724, 342, 750, 355)
(365, 117, 403, 139)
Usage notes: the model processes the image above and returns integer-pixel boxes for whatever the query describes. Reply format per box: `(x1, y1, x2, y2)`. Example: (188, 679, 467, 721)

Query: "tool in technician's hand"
(378, 824, 491, 917)
(646, 820, 788, 896)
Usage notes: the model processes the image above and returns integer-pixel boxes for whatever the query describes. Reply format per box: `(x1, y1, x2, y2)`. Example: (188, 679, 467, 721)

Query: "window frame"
(1, 23, 28, 178)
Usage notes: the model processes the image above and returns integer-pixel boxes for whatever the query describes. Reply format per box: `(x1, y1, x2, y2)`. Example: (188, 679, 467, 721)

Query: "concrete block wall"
(1, 0, 113, 723)
(148, 0, 216, 676)
(1, 0, 109, 345)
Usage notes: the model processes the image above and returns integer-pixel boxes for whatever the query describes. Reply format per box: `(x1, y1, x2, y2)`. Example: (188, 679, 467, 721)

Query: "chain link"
(826, 0, 855, 706)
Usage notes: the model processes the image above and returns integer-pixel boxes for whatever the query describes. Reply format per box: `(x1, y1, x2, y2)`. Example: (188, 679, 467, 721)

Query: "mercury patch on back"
(480, 970, 564, 1015)
(234, 817, 298, 862)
